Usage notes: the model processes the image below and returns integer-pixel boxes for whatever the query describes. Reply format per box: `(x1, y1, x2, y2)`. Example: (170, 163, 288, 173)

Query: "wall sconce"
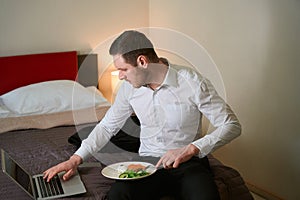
(111, 70, 123, 102)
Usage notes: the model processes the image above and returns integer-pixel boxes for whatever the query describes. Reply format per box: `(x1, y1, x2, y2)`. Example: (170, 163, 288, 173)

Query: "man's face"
(113, 55, 146, 88)
(113, 54, 147, 88)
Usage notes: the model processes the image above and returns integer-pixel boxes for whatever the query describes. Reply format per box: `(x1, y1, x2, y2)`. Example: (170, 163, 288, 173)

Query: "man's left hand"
(156, 144, 200, 169)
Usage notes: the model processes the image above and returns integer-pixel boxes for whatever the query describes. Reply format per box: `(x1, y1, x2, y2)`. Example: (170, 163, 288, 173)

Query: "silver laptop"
(1, 149, 86, 200)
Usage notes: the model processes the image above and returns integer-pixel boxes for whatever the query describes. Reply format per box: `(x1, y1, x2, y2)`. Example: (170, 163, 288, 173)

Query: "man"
(44, 30, 241, 199)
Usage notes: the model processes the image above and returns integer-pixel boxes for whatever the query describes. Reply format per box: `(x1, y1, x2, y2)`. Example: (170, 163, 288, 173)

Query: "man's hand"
(43, 155, 82, 182)
(156, 144, 200, 169)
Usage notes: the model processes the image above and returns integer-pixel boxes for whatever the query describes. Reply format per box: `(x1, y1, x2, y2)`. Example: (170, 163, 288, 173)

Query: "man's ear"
(137, 55, 148, 68)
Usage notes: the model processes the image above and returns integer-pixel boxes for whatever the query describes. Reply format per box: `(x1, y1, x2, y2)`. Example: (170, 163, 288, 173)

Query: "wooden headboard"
(0, 51, 99, 95)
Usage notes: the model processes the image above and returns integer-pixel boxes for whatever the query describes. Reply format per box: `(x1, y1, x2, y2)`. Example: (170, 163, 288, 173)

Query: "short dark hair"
(109, 30, 159, 66)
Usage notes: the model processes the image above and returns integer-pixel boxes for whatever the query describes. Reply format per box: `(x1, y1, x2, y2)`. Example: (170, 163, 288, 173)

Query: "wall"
(150, 0, 300, 199)
(0, 0, 149, 57)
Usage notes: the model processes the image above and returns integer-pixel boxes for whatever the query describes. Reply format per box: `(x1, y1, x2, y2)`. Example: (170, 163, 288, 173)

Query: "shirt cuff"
(192, 140, 211, 158)
(74, 146, 92, 161)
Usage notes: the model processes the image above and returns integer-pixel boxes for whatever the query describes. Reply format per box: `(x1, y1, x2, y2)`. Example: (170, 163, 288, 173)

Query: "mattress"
(0, 104, 110, 134)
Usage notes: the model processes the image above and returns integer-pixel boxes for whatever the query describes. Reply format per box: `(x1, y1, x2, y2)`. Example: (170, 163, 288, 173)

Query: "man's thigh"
(172, 157, 220, 200)
(108, 157, 219, 200)
(108, 169, 172, 200)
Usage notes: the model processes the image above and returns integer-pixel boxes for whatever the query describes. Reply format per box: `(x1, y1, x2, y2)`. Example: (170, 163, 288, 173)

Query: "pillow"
(0, 98, 10, 115)
(0, 105, 10, 115)
(86, 86, 105, 97)
(0, 80, 108, 115)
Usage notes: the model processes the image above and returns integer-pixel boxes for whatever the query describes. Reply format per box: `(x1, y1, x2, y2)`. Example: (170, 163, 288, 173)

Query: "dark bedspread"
(0, 125, 253, 200)
(0, 125, 115, 200)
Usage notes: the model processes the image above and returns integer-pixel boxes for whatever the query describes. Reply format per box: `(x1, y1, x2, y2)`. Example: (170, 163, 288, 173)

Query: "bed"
(0, 51, 253, 200)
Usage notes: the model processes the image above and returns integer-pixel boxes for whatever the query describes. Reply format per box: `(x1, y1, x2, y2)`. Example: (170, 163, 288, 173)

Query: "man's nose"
(119, 71, 125, 80)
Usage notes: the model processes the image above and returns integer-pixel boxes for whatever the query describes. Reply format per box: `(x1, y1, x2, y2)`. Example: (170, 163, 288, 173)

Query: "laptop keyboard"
(37, 175, 64, 197)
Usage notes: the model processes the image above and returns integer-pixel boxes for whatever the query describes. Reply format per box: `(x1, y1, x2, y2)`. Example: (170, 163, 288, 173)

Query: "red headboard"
(0, 51, 78, 95)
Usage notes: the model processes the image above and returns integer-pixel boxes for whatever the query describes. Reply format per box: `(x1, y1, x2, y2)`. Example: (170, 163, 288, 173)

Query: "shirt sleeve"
(192, 78, 241, 157)
(75, 82, 134, 160)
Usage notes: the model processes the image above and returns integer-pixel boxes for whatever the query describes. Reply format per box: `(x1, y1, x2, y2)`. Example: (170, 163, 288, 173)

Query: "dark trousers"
(108, 156, 220, 200)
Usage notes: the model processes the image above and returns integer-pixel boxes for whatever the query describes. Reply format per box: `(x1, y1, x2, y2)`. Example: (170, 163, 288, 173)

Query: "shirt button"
(156, 137, 164, 143)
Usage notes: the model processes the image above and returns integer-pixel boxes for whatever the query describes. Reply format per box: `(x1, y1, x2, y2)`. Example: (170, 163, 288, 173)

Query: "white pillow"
(0, 99, 10, 118)
(0, 80, 108, 115)
(0, 105, 10, 114)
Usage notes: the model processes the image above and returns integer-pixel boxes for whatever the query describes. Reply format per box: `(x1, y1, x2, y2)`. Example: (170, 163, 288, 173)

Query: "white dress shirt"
(75, 63, 241, 160)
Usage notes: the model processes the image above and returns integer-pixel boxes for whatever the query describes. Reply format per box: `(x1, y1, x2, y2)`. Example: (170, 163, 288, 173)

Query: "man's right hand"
(43, 154, 82, 182)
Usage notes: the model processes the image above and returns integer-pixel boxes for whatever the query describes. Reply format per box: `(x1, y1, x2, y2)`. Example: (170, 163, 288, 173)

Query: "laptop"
(1, 149, 86, 200)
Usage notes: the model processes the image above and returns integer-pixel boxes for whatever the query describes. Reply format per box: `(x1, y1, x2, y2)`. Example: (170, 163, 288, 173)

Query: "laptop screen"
(1, 150, 34, 197)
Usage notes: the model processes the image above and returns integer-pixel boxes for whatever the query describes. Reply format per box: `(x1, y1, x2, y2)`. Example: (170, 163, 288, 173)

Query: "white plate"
(101, 161, 157, 180)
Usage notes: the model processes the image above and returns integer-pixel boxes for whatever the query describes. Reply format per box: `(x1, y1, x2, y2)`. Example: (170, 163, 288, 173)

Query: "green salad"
(118, 169, 150, 178)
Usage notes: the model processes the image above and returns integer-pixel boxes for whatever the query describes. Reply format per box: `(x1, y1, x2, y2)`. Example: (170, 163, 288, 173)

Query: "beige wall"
(150, 0, 300, 199)
(0, 0, 149, 57)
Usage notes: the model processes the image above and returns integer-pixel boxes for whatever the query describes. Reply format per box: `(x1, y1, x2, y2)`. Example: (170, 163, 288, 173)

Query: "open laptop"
(1, 149, 86, 200)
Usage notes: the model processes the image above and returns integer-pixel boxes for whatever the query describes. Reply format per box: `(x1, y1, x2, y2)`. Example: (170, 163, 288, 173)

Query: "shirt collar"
(143, 60, 178, 90)
(161, 63, 178, 88)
